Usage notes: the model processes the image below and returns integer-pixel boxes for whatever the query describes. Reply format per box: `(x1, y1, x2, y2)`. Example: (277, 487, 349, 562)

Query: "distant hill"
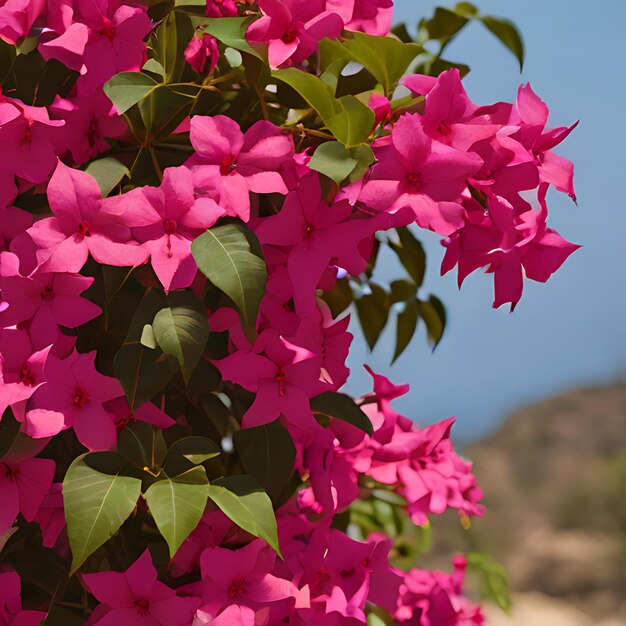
(426, 384, 626, 622)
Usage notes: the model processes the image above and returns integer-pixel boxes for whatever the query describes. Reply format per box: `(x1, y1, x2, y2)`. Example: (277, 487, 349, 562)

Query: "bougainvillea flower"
(185, 33, 220, 75)
(205, 0, 238, 18)
(246, 0, 344, 68)
(403, 69, 500, 151)
(469, 132, 539, 211)
(187, 115, 296, 222)
(0, 0, 45, 44)
(74, 3, 153, 90)
(510, 83, 578, 200)
(0, 206, 32, 254)
(0, 329, 51, 415)
(0, 271, 101, 347)
(104, 396, 176, 431)
(358, 113, 482, 235)
(217, 330, 327, 431)
(27, 161, 148, 273)
(0, 455, 54, 536)
(83, 550, 200, 626)
(129, 165, 224, 292)
(31, 351, 123, 450)
(32, 482, 66, 549)
(326, 0, 393, 36)
(193, 604, 256, 626)
(0, 570, 47, 625)
(442, 188, 579, 310)
(39, 22, 90, 72)
(193, 540, 297, 617)
(50, 89, 128, 165)
(257, 173, 405, 316)
(0, 99, 64, 205)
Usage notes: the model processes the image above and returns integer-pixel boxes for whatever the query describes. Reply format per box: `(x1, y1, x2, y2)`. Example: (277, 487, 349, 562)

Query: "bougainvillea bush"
(0, 0, 578, 624)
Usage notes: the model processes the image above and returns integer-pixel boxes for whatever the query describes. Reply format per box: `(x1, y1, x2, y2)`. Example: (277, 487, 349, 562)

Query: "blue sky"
(343, 0, 626, 442)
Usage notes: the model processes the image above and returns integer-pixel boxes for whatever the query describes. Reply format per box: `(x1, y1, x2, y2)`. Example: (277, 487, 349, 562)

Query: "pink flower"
(205, 0, 238, 18)
(358, 113, 482, 235)
(0, 570, 47, 626)
(403, 69, 500, 151)
(0, 455, 54, 536)
(31, 350, 123, 450)
(83, 550, 200, 626)
(326, 0, 393, 36)
(510, 83, 578, 200)
(39, 22, 90, 72)
(50, 89, 128, 165)
(0, 328, 51, 419)
(246, 0, 344, 68)
(185, 33, 220, 74)
(129, 165, 224, 292)
(187, 115, 296, 222)
(0, 270, 101, 348)
(104, 397, 176, 431)
(27, 161, 148, 274)
(191, 540, 297, 619)
(0, 0, 45, 44)
(72, 3, 153, 90)
(256, 173, 405, 316)
(217, 329, 326, 431)
(441, 188, 579, 310)
(368, 92, 391, 128)
(0, 99, 64, 206)
(32, 482, 66, 549)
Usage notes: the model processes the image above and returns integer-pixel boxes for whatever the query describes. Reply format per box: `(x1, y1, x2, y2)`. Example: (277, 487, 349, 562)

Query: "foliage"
(0, 0, 578, 623)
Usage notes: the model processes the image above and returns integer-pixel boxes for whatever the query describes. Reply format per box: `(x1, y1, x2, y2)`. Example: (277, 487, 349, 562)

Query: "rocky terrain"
(427, 384, 626, 624)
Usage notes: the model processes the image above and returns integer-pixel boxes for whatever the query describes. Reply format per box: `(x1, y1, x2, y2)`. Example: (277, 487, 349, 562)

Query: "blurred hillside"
(427, 384, 626, 624)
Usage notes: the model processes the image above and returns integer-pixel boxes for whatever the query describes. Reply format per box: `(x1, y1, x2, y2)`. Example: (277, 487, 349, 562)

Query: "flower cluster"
(0, 0, 577, 623)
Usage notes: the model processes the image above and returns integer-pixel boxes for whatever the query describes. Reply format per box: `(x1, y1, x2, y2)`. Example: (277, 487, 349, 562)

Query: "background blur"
(345, 1, 626, 623)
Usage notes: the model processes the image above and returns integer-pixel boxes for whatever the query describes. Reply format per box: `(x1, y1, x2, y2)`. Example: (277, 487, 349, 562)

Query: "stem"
(148, 144, 163, 181)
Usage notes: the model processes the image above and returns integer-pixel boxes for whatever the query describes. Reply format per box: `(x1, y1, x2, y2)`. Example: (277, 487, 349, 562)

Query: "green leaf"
(393, 300, 419, 364)
(138, 83, 200, 140)
(308, 141, 357, 184)
(144, 465, 209, 557)
(466, 552, 512, 612)
(355, 282, 390, 350)
(418, 294, 446, 348)
(272, 69, 373, 147)
(152, 11, 194, 82)
(331, 95, 376, 148)
(142, 58, 166, 80)
(390, 279, 418, 304)
(480, 15, 524, 72)
(201, 17, 263, 60)
(117, 421, 168, 471)
(191, 223, 267, 339)
(339, 33, 422, 96)
(103, 71, 159, 114)
(151, 292, 209, 385)
(167, 436, 221, 465)
(114, 291, 180, 410)
(63, 453, 141, 574)
(272, 68, 341, 126)
(224, 47, 243, 68)
(417, 3, 524, 71)
(233, 420, 296, 500)
(390, 227, 426, 287)
(310, 391, 373, 435)
(140, 324, 158, 349)
(208, 475, 280, 555)
(85, 158, 130, 197)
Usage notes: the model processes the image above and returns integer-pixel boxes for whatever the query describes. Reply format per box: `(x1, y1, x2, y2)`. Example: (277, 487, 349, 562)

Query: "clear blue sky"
(343, 0, 626, 442)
